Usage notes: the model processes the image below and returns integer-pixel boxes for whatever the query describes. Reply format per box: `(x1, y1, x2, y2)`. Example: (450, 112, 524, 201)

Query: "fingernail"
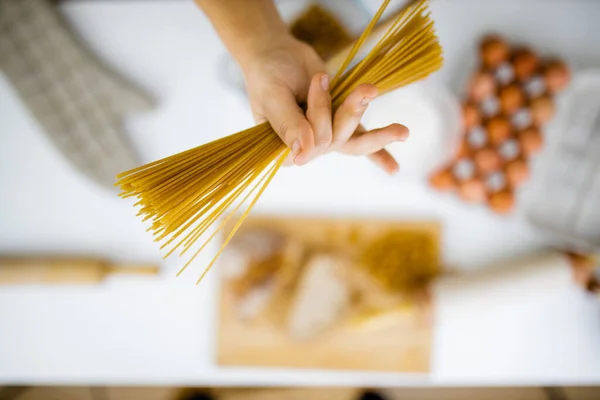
(291, 140, 301, 158)
(320, 74, 330, 91)
(396, 127, 410, 142)
(361, 97, 374, 106)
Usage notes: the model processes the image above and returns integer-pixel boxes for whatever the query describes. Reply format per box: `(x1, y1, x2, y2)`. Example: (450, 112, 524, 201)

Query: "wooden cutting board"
(216, 216, 439, 373)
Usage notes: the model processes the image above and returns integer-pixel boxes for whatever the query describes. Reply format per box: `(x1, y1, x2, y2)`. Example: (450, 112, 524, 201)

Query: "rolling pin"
(433, 251, 600, 305)
(0, 256, 159, 285)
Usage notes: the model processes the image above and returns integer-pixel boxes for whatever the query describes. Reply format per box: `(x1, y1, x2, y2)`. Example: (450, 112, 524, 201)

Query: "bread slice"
(285, 254, 351, 340)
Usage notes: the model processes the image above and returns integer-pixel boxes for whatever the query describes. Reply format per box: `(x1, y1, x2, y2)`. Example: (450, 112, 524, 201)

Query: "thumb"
(261, 86, 315, 165)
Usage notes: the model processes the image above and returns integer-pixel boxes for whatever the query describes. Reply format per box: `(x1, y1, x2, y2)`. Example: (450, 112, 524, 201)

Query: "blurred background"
(0, 0, 599, 399)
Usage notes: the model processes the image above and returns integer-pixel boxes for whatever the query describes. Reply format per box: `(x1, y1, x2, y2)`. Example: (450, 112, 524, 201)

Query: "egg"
(544, 60, 570, 93)
(568, 253, 596, 289)
(531, 95, 555, 126)
(486, 116, 512, 145)
(505, 159, 530, 187)
(429, 167, 455, 191)
(463, 103, 481, 130)
(499, 84, 524, 115)
(489, 190, 515, 214)
(469, 71, 496, 102)
(474, 147, 502, 174)
(455, 139, 471, 159)
(459, 177, 487, 203)
(480, 35, 510, 68)
(512, 48, 539, 81)
(519, 127, 543, 157)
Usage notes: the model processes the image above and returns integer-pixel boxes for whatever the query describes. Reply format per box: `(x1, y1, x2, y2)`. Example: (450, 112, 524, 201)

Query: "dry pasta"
(116, 0, 444, 284)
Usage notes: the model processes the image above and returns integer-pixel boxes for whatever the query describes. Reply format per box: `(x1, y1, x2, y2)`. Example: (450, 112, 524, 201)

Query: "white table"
(1, 0, 600, 386)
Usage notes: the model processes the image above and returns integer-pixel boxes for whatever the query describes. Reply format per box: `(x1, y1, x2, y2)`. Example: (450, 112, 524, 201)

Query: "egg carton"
(429, 35, 570, 214)
(0, 0, 154, 190)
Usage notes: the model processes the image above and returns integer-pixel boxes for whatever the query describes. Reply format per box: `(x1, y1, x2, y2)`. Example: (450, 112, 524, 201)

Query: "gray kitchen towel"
(0, 0, 154, 189)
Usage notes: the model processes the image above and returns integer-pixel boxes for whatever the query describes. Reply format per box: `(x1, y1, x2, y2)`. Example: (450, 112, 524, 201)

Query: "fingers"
(332, 83, 378, 148)
(340, 123, 409, 155)
(305, 73, 333, 157)
(261, 86, 314, 165)
(252, 109, 267, 125)
(258, 76, 402, 175)
(368, 149, 400, 176)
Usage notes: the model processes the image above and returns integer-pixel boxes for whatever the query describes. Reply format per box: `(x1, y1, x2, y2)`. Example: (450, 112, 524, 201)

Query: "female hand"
(241, 35, 409, 174)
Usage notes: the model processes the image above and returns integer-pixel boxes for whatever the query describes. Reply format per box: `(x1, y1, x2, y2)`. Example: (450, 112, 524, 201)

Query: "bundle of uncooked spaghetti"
(116, 0, 443, 284)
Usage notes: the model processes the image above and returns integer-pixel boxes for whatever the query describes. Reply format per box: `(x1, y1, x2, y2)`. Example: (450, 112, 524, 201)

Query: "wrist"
(235, 31, 295, 71)
(196, 0, 294, 72)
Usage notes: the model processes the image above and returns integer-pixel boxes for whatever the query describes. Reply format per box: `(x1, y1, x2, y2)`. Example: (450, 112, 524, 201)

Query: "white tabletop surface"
(1, 0, 600, 386)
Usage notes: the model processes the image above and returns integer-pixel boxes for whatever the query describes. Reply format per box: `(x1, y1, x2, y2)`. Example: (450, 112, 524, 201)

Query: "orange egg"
(499, 84, 524, 115)
(544, 60, 570, 93)
(480, 35, 510, 68)
(456, 139, 471, 159)
(469, 71, 496, 102)
(531, 95, 555, 126)
(519, 127, 543, 157)
(505, 159, 530, 187)
(486, 116, 512, 145)
(459, 178, 487, 203)
(489, 190, 515, 214)
(430, 168, 456, 191)
(512, 48, 539, 81)
(463, 103, 481, 130)
(568, 253, 596, 289)
(474, 148, 502, 174)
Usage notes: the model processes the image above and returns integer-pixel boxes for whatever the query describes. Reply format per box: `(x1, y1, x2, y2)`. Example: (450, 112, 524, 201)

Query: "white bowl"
(361, 80, 463, 180)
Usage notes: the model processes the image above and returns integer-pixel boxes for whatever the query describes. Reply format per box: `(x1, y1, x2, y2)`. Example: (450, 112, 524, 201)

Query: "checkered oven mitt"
(0, 0, 154, 189)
